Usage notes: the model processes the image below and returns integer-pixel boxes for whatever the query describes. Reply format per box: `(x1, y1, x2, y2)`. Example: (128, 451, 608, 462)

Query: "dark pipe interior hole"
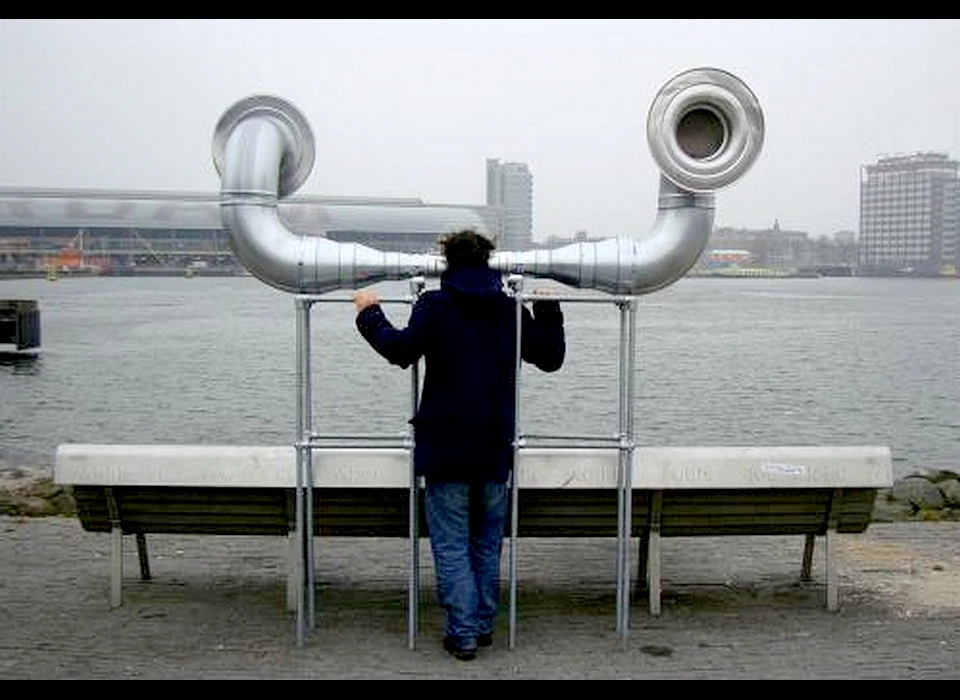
(676, 108, 725, 159)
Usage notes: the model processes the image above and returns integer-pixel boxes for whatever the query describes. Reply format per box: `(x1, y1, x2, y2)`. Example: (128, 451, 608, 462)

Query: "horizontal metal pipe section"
(301, 296, 418, 305)
(522, 434, 625, 444)
(303, 293, 637, 308)
(305, 293, 633, 305)
(515, 295, 634, 305)
(305, 441, 410, 451)
(308, 433, 408, 441)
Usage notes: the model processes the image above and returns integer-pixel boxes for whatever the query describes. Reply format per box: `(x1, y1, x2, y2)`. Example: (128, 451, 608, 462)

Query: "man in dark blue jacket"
(354, 230, 565, 660)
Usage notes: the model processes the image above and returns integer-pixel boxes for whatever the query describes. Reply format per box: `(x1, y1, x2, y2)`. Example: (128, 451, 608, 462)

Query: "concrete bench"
(631, 446, 891, 614)
(55, 443, 892, 615)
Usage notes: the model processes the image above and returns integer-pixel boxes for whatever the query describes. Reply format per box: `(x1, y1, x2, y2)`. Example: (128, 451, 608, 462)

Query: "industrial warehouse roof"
(0, 187, 501, 237)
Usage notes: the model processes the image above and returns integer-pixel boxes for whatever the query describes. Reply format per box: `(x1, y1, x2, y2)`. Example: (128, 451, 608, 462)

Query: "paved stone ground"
(1, 516, 959, 679)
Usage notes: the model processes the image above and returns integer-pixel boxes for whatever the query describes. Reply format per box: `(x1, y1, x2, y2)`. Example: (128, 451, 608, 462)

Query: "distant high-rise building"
(859, 152, 960, 276)
(486, 158, 533, 250)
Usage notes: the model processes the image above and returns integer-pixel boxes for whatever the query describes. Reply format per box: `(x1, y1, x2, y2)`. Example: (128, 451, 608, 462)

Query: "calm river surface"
(1, 275, 958, 480)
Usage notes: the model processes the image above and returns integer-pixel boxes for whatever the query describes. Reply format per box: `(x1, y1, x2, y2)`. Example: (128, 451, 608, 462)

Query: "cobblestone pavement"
(1, 517, 958, 679)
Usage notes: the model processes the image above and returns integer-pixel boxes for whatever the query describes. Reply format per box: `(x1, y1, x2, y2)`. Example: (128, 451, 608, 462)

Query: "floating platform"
(0, 299, 40, 351)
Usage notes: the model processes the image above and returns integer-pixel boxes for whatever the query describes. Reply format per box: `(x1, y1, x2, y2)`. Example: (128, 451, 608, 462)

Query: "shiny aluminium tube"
(212, 67, 763, 296)
(214, 102, 444, 294)
(489, 177, 715, 296)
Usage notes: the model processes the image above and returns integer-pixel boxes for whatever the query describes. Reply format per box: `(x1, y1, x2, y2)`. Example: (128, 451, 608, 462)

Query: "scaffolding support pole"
(407, 277, 424, 650)
(294, 296, 316, 646)
(507, 274, 524, 651)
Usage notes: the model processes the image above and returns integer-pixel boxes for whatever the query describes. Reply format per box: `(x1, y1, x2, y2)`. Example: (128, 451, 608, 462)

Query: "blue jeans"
(424, 480, 509, 647)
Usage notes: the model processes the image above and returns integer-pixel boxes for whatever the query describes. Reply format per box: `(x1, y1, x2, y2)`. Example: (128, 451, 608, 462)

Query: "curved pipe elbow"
(629, 176, 714, 294)
(220, 202, 311, 293)
(490, 176, 713, 296)
(220, 117, 444, 294)
(223, 197, 445, 295)
(219, 117, 308, 293)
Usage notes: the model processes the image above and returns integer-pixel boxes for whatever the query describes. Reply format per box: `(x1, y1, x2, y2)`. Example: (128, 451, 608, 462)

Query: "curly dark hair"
(440, 230, 495, 268)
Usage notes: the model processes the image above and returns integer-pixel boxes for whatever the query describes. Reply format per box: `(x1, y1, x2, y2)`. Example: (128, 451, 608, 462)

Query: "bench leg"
(801, 533, 815, 582)
(136, 533, 151, 581)
(287, 532, 298, 613)
(636, 530, 649, 596)
(647, 491, 662, 616)
(824, 488, 843, 611)
(825, 527, 838, 612)
(110, 524, 123, 608)
(648, 529, 661, 616)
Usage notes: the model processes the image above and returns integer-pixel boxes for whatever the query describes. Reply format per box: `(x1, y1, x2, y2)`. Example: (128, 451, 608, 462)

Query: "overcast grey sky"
(2, 19, 959, 241)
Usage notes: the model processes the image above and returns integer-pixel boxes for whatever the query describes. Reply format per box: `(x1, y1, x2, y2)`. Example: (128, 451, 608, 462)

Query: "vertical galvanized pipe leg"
(294, 297, 306, 645)
(614, 300, 627, 639)
(508, 467, 520, 650)
(621, 298, 637, 647)
(304, 300, 317, 631)
(293, 478, 306, 646)
(305, 441, 316, 630)
(294, 297, 312, 645)
(407, 426, 419, 650)
(615, 456, 624, 639)
(408, 277, 424, 650)
(508, 275, 523, 651)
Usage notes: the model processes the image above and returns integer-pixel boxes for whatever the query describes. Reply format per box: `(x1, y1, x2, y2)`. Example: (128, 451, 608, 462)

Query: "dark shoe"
(443, 636, 477, 661)
(477, 632, 493, 648)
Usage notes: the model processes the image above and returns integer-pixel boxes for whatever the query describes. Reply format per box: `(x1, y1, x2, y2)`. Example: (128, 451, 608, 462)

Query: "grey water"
(1, 275, 958, 481)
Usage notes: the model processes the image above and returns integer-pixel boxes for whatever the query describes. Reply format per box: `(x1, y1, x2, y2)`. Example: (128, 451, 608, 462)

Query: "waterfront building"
(709, 222, 818, 269)
(0, 188, 502, 276)
(486, 158, 533, 250)
(859, 152, 960, 277)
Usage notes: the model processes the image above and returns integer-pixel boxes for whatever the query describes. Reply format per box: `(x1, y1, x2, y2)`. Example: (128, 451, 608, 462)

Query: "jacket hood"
(440, 265, 504, 301)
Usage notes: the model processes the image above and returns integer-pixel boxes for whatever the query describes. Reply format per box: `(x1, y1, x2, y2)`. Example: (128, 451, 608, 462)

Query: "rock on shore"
(873, 469, 960, 522)
(0, 469, 76, 518)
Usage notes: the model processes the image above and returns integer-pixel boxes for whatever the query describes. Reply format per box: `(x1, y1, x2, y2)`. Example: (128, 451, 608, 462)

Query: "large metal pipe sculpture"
(212, 67, 763, 295)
